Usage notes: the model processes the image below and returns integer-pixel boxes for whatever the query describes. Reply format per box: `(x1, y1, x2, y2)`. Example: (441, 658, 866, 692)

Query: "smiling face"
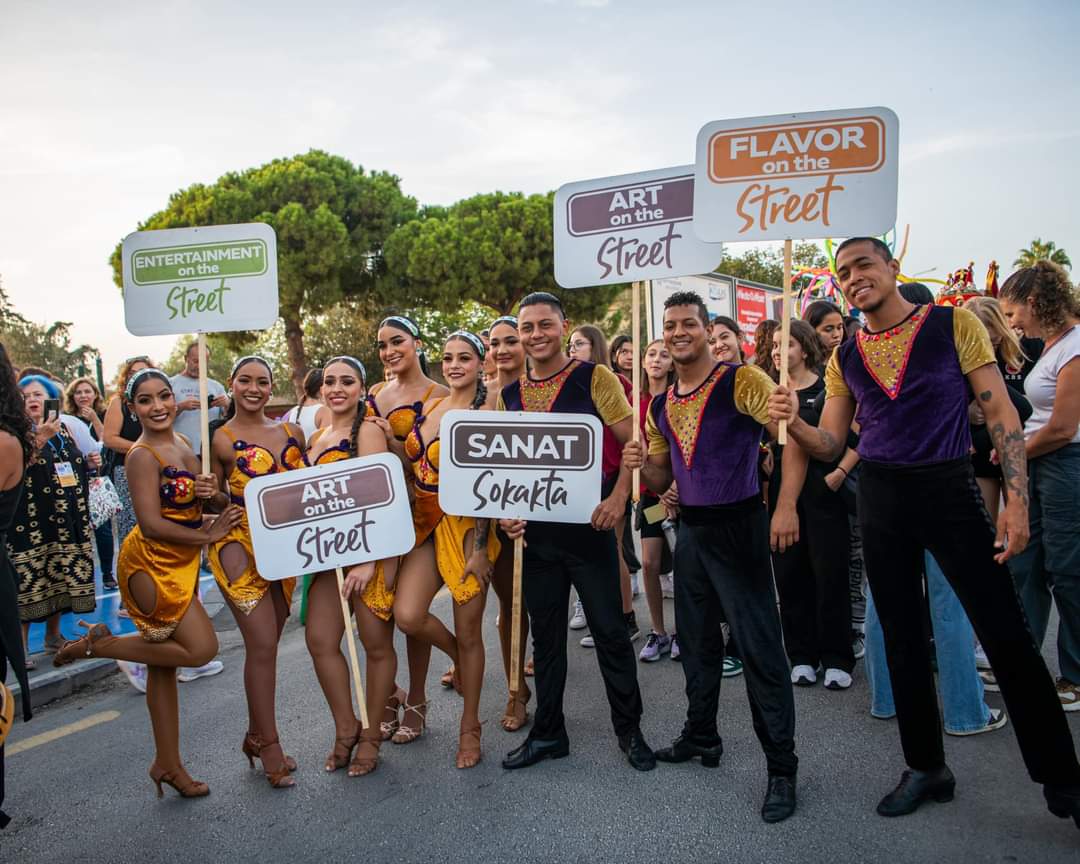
(377, 324, 420, 377)
(73, 381, 97, 410)
(519, 302, 569, 364)
(442, 338, 482, 393)
(130, 377, 175, 432)
(998, 295, 1037, 338)
(835, 240, 901, 314)
(709, 322, 741, 363)
(322, 361, 365, 418)
(663, 304, 709, 365)
(814, 311, 845, 351)
(643, 341, 672, 381)
(230, 361, 272, 415)
(489, 321, 525, 375)
(772, 331, 807, 375)
(21, 381, 48, 421)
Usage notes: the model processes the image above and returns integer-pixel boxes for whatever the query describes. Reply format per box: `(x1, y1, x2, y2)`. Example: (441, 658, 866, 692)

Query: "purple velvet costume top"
(831, 304, 984, 466)
(647, 363, 773, 506)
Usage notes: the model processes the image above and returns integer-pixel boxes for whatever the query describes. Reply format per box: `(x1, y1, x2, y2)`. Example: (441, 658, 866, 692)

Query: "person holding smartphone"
(169, 341, 228, 458)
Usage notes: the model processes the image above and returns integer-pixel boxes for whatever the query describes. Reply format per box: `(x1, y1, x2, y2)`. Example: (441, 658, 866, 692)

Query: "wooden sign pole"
(197, 332, 211, 474)
(778, 239, 793, 445)
(631, 280, 642, 503)
(509, 537, 524, 694)
(335, 566, 370, 729)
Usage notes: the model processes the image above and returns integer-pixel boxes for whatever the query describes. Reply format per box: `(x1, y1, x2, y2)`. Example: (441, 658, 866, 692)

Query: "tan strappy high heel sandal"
(391, 702, 427, 744)
(379, 687, 406, 740)
(501, 685, 531, 732)
(325, 722, 361, 772)
(348, 730, 382, 777)
(456, 723, 482, 769)
(242, 733, 298, 785)
(53, 621, 112, 667)
(149, 763, 210, 798)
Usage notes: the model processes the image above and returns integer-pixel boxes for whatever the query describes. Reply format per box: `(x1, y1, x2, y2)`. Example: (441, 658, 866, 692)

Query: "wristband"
(836, 466, 848, 476)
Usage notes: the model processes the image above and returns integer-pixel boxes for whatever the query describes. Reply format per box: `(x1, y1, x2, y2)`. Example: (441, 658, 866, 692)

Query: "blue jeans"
(1008, 443, 1080, 684)
(865, 552, 989, 733)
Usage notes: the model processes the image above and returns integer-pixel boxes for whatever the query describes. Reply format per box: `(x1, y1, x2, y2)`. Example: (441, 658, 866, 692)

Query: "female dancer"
(54, 368, 243, 798)
(395, 331, 500, 768)
(366, 315, 448, 741)
(306, 356, 400, 777)
(207, 356, 304, 787)
(486, 316, 532, 730)
(636, 339, 676, 662)
(710, 316, 745, 364)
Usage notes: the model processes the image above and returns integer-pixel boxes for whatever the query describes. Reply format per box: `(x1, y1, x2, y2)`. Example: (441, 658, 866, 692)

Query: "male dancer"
(498, 292, 654, 772)
(623, 290, 802, 823)
(768, 237, 1080, 827)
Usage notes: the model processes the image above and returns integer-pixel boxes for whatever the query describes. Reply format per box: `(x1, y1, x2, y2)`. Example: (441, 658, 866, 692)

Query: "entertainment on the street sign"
(122, 222, 280, 336)
(438, 409, 603, 524)
(693, 107, 899, 242)
(243, 453, 414, 582)
(554, 165, 723, 289)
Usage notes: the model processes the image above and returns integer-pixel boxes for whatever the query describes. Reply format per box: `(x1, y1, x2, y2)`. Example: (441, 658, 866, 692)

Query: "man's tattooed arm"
(980, 389, 1030, 507)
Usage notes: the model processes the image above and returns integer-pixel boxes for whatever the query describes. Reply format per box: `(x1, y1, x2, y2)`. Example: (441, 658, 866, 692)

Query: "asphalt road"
(4, 588, 1079, 864)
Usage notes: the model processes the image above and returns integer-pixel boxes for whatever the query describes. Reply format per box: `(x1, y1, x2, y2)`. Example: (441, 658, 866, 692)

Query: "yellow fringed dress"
(116, 443, 203, 642)
(207, 425, 303, 614)
(404, 402, 500, 606)
(307, 429, 395, 621)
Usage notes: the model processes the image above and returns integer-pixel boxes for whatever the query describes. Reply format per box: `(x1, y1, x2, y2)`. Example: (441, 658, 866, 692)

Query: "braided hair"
(325, 356, 368, 459)
(0, 343, 35, 467)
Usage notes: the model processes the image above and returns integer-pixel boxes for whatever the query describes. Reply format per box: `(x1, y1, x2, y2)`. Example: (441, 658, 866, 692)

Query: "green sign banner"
(130, 240, 268, 285)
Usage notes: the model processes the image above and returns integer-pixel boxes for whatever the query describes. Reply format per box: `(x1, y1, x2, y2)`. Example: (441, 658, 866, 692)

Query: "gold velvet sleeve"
(590, 364, 634, 426)
(824, 350, 852, 399)
(645, 402, 670, 456)
(953, 306, 997, 374)
(733, 364, 776, 425)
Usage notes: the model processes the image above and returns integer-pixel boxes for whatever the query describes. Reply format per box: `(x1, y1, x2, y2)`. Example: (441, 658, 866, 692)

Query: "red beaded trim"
(855, 304, 930, 401)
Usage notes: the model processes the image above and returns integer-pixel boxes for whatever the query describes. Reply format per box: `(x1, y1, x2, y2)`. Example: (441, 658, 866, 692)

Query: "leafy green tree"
(110, 150, 417, 396)
(1014, 238, 1071, 270)
(0, 277, 99, 381)
(382, 190, 621, 323)
(717, 242, 828, 287)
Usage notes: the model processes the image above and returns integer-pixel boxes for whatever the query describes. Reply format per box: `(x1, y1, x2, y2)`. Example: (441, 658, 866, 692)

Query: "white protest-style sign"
(554, 165, 723, 289)
(437, 410, 603, 524)
(122, 222, 279, 336)
(243, 453, 414, 582)
(693, 107, 899, 242)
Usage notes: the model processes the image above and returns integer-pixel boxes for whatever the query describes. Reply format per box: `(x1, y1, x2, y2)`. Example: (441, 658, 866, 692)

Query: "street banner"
(437, 410, 602, 525)
(243, 453, 414, 582)
(692, 107, 899, 242)
(554, 165, 723, 289)
(122, 223, 279, 337)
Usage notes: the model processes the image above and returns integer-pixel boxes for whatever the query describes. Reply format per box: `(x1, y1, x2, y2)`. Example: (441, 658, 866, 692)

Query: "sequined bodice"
(404, 419, 441, 493)
(366, 382, 438, 442)
(308, 428, 351, 465)
(160, 465, 202, 524)
(224, 427, 307, 504)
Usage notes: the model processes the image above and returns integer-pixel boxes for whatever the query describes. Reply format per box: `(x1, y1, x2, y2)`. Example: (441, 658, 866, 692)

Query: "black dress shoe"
(502, 736, 570, 770)
(876, 766, 955, 817)
(618, 729, 656, 771)
(761, 774, 797, 823)
(1044, 783, 1080, 829)
(654, 734, 722, 768)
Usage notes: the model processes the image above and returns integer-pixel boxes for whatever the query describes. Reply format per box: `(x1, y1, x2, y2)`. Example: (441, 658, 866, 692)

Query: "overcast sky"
(2, 0, 1077, 379)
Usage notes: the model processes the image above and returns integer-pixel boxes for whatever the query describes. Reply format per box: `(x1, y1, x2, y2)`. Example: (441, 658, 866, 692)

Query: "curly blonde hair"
(1000, 261, 1080, 335)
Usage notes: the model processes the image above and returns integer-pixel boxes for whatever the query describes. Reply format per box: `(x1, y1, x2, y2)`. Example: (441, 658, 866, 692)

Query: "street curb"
(12, 658, 119, 717)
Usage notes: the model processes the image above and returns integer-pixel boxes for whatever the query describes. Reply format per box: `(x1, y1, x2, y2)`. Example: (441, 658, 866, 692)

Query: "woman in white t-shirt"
(999, 261, 1080, 712)
(283, 368, 326, 439)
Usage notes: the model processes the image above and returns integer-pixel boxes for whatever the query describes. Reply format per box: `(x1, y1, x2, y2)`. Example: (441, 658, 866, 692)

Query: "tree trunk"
(283, 309, 308, 402)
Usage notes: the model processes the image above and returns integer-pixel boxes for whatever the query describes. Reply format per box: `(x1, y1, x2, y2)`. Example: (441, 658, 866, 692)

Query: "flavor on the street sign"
(554, 166, 723, 289)
(693, 107, 899, 242)
(122, 222, 280, 336)
(244, 453, 414, 582)
(437, 409, 602, 524)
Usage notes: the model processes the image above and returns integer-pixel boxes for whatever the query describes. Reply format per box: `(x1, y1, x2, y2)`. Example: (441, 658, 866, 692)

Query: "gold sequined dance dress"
(116, 443, 204, 641)
(404, 400, 500, 605)
(207, 426, 304, 614)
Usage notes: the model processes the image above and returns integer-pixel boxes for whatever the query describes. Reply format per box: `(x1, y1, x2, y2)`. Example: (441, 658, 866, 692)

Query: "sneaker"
(117, 608, 131, 619)
(791, 664, 817, 686)
(947, 708, 1008, 737)
(974, 641, 991, 670)
(659, 573, 675, 599)
(178, 660, 224, 683)
(580, 633, 595, 648)
(626, 612, 641, 642)
(824, 668, 852, 690)
(569, 600, 587, 630)
(979, 669, 1000, 692)
(723, 657, 744, 678)
(852, 632, 865, 660)
(102, 575, 118, 591)
(117, 660, 148, 693)
(630, 571, 641, 597)
(1057, 678, 1080, 712)
(639, 632, 672, 662)
(670, 633, 681, 661)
